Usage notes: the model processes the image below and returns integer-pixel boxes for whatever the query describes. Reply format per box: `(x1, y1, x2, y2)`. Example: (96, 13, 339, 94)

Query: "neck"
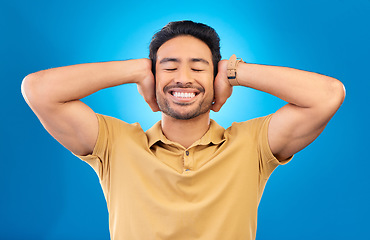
(161, 112, 210, 149)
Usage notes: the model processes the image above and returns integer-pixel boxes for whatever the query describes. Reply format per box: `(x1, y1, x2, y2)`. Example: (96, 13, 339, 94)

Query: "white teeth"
(173, 92, 195, 98)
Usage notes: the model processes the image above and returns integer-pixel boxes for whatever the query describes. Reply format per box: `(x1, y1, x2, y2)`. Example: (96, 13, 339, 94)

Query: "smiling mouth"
(164, 84, 204, 102)
(170, 91, 197, 99)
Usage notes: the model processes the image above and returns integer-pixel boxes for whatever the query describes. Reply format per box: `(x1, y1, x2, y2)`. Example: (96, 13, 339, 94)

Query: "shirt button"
(185, 151, 189, 156)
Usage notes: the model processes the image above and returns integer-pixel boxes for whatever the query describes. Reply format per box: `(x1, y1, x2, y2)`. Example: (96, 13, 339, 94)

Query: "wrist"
(128, 58, 153, 84)
(227, 54, 245, 86)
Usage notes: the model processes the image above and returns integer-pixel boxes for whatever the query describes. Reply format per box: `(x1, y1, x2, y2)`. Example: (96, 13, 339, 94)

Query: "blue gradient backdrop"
(1, 0, 369, 239)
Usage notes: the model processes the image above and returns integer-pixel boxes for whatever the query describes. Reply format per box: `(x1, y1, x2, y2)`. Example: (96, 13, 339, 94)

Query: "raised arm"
(213, 59, 345, 161)
(21, 59, 158, 156)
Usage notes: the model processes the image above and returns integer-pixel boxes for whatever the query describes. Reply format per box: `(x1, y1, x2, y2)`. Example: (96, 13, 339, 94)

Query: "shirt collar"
(146, 119, 226, 148)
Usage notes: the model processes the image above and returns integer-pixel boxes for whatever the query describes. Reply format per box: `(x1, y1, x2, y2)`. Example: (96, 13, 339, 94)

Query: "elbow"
(310, 77, 345, 120)
(21, 73, 36, 105)
(21, 72, 46, 108)
(323, 77, 346, 114)
(330, 78, 346, 107)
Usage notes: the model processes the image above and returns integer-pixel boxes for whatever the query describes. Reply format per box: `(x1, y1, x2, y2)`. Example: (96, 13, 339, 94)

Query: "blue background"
(1, 0, 369, 239)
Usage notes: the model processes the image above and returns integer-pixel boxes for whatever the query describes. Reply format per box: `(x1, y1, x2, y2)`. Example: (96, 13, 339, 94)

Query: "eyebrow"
(159, 57, 210, 65)
(191, 58, 210, 65)
(159, 58, 179, 64)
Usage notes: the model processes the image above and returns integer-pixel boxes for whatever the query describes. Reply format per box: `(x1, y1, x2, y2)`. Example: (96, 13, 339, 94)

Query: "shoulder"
(226, 114, 273, 137)
(97, 114, 141, 128)
(96, 114, 145, 139)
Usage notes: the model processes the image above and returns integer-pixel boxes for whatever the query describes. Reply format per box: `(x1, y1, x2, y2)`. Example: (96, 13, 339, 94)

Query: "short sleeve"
(74, 114, 145, 180)
(258, 114, 292, 180)
(74, 114, 111, 181)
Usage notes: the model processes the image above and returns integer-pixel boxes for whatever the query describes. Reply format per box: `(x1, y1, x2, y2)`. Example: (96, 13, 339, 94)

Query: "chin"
(158, 94, 213, 120)
(163, 105, 211, 120)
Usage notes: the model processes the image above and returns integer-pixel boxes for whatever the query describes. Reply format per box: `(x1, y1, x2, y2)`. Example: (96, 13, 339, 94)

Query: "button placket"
(183, 149, 193, 171)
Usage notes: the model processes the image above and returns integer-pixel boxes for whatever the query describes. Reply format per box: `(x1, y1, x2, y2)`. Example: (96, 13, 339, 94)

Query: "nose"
(175, 67, 193, 85)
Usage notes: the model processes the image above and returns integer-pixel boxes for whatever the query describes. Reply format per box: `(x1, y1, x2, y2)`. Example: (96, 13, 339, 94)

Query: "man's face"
(155, 35, 214, 120)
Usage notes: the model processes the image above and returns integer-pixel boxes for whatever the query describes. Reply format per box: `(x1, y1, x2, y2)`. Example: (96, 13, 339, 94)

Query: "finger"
(143, 86, 160, 112)
(212, 103, 222, 112)
(149, 101, 160, 112)
(143, 94, 160, 112)
(212, 97, 226, 112)
(211, 103, 221, 112)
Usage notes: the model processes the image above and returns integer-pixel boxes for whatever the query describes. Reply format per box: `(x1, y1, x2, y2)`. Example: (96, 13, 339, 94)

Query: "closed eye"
(192, 69, 204, 72)
(165, 68, 177, 71)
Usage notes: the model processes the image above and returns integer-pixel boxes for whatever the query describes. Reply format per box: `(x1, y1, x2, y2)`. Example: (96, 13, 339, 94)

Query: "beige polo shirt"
(77, 114, 291, 240)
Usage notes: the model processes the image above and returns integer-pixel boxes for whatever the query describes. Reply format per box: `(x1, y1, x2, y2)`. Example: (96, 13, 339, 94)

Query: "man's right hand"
(136, 59, 160, 112)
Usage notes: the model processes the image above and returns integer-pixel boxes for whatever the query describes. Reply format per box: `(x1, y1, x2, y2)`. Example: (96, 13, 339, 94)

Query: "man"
(21, 21, 345, 239)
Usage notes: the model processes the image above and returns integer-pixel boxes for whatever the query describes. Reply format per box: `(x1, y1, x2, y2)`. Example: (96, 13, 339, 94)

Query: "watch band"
(227, 54, 244, 86)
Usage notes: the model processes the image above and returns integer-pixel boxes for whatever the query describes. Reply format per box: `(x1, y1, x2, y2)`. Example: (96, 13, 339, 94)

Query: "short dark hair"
(149, 20, 221, 77)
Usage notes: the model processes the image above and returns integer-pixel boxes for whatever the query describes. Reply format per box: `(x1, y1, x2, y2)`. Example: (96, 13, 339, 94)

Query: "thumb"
(137, 84, 160, 112)
(212, 97, 226, 112)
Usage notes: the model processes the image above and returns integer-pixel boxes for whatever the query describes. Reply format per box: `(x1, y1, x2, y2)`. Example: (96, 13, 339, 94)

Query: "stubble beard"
(157, 92, 213, 120)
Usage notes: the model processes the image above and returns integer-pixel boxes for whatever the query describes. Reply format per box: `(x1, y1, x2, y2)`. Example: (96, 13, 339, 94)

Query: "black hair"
(149, 20, 221, 77)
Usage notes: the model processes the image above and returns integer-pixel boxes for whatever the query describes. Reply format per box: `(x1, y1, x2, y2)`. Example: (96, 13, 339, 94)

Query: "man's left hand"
(212, 60, 232, 112)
